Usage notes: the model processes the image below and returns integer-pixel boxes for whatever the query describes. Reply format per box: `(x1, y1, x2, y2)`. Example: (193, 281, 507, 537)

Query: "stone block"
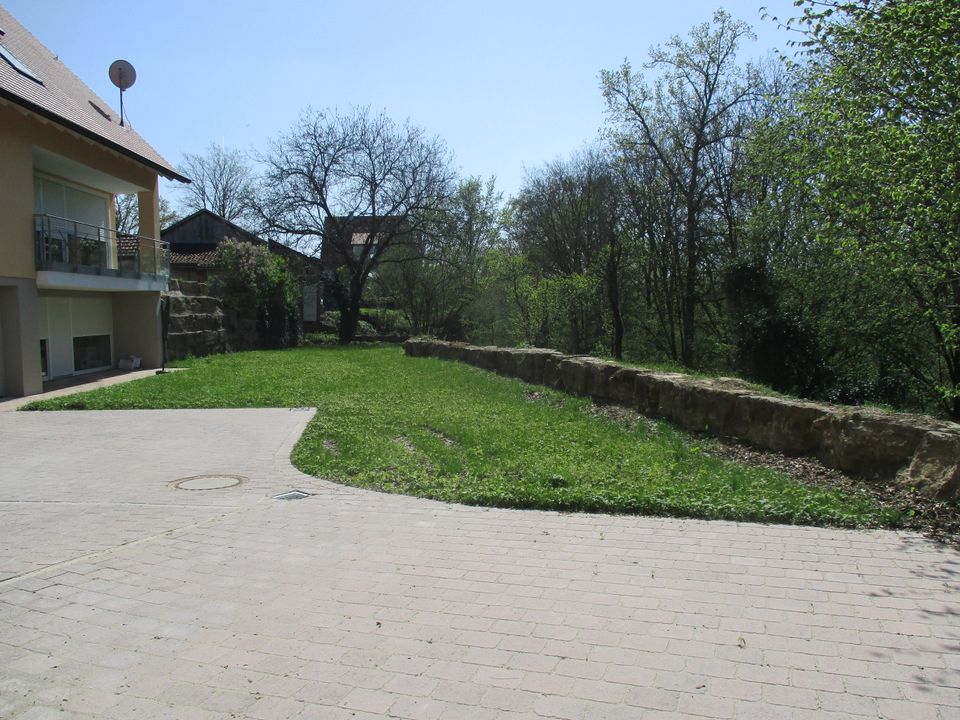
(401, 339, 960, 499)
(902, 431, 960, 498)
(736, 396, 828, 456)
(815, 411, 929, 480)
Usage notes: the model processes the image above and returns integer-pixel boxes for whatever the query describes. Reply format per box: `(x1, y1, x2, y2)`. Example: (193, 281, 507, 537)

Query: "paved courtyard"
(0, 409, 958, 719)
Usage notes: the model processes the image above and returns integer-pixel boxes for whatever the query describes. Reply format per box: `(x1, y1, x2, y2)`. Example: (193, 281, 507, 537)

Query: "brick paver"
(1, 409, 958, 719)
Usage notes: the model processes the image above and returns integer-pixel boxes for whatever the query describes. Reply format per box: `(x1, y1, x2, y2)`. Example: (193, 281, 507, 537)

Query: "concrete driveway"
(0, 409, 958, 719)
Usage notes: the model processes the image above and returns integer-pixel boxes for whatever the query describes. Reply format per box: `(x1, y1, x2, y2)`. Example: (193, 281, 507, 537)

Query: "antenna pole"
(109, 60, 135, 127)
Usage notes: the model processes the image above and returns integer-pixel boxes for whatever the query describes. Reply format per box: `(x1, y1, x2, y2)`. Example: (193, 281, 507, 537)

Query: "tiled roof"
(162, 209, 262, 246)
(0, 7, 188, 183)
(163, 210, 323, 270)
(117, 235, 140, 256)
(171, 250, 219, 269)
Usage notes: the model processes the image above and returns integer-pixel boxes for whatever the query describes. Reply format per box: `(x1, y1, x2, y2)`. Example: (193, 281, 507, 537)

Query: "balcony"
(34, 214, 170, 286)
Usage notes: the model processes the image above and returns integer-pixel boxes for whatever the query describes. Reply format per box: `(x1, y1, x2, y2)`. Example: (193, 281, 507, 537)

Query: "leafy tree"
(781, 0, 960, 418)
(602, 10, 757, 367)
(254, 106, 455, 343)
(179, 143, 256, 225)
(615, 138, 686, 362)
(511, 148, 626, 356)
(469, 248, 527, 346)
(722, 260, 826, 394)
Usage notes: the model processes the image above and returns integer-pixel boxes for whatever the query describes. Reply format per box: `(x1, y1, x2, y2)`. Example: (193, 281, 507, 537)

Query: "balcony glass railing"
(34, 213, 170, 280)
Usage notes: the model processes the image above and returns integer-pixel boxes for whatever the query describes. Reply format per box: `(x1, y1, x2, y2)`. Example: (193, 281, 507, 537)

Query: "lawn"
(24, 345, 900, 528)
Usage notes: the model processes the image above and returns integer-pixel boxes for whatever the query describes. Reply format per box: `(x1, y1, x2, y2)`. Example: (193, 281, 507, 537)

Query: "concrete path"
(0, 368, 187, 412)
(0, 409, 958, 719)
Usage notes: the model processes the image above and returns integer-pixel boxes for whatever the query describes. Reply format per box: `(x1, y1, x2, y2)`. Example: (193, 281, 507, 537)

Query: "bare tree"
(375, 176, 503, 338)
(179, 143, 255, 224)
(254, 106, 455, 343)
(115, 194, 180, 235)
(115, 193, 138, 235)
(602, 10, 756, 367)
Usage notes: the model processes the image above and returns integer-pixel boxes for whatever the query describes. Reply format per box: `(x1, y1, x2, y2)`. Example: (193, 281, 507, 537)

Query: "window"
(72, 335, 111, 373)
(34, 175, 111, 268)
(39, 339, 48, 379)
(0, 42, 42, 84)
(33, 176, 109, 228)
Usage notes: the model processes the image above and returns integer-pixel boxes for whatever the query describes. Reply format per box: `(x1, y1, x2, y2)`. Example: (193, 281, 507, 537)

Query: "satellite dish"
(108, 59, 136, 126)
(108, 59, 136, 90)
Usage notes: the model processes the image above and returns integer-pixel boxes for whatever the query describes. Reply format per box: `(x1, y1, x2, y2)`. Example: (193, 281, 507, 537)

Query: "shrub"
(212, 240, 302, 350)
(724, 262, 825, 396)
(304, 332, 339, 346)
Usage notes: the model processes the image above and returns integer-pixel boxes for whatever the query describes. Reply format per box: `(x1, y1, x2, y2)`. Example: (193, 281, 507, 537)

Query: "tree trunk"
(338, 278, 363, 344)
(940, 301, 960, 422)
(606, 239, 624, 361)
(681, 197, 698, 368)
(945, 277, 960, 421)
(677, 138, 702, 369)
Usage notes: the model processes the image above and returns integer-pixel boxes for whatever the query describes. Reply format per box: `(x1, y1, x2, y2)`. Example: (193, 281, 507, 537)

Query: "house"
(161, 209, 324, 326)
(319, 215, 410, 310)
(0, 7, 188, 398)
(320, 215, 409, 270)
(163, 209, 263, 284)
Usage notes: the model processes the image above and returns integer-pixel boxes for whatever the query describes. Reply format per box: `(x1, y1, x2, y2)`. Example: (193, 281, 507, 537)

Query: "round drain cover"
(172, 474, 246, 490)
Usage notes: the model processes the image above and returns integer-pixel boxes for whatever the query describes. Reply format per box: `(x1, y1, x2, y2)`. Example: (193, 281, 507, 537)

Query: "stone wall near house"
(403, 338, 960, 500)
(163, 279, 226, 360)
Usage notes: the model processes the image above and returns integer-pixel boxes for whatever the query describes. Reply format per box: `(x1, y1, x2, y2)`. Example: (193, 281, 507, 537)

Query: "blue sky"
(6, 0, 800, 204)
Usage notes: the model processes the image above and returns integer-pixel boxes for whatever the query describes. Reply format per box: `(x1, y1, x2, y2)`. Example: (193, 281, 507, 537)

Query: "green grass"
(24, 345, 900, 528)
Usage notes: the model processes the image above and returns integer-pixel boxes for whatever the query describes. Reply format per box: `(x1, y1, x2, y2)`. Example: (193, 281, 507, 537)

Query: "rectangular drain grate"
(273, 490, 312, 501)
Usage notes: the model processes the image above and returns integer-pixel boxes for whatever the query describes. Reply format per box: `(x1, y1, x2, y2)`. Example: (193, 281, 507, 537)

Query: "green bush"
(304, 332, 339, 346)
(360, 308, 412, 335)
(212, 240, 302, 350)
(318, 311, 378, 338)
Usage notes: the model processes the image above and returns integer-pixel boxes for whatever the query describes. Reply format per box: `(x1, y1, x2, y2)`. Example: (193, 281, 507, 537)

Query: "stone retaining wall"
(163, 279, 226, 360)
(404, 338, 960, 500)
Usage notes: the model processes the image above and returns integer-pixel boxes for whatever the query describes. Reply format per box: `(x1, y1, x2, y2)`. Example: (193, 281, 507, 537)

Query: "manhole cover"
(172, 475, 246, 490)
(273, 490, 312, 500)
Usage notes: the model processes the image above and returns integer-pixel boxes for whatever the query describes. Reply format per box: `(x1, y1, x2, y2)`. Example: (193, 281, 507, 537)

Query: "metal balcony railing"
(34, 213, 170, 280)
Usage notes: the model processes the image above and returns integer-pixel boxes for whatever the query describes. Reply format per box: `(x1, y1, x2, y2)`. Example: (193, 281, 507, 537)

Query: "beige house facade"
(0, 7, 187, 397)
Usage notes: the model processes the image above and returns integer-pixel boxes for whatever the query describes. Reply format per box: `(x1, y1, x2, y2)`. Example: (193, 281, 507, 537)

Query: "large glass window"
(34, 176, 110, 268)
(33, 176, 108, 227)
(72, 335, 111, 373)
